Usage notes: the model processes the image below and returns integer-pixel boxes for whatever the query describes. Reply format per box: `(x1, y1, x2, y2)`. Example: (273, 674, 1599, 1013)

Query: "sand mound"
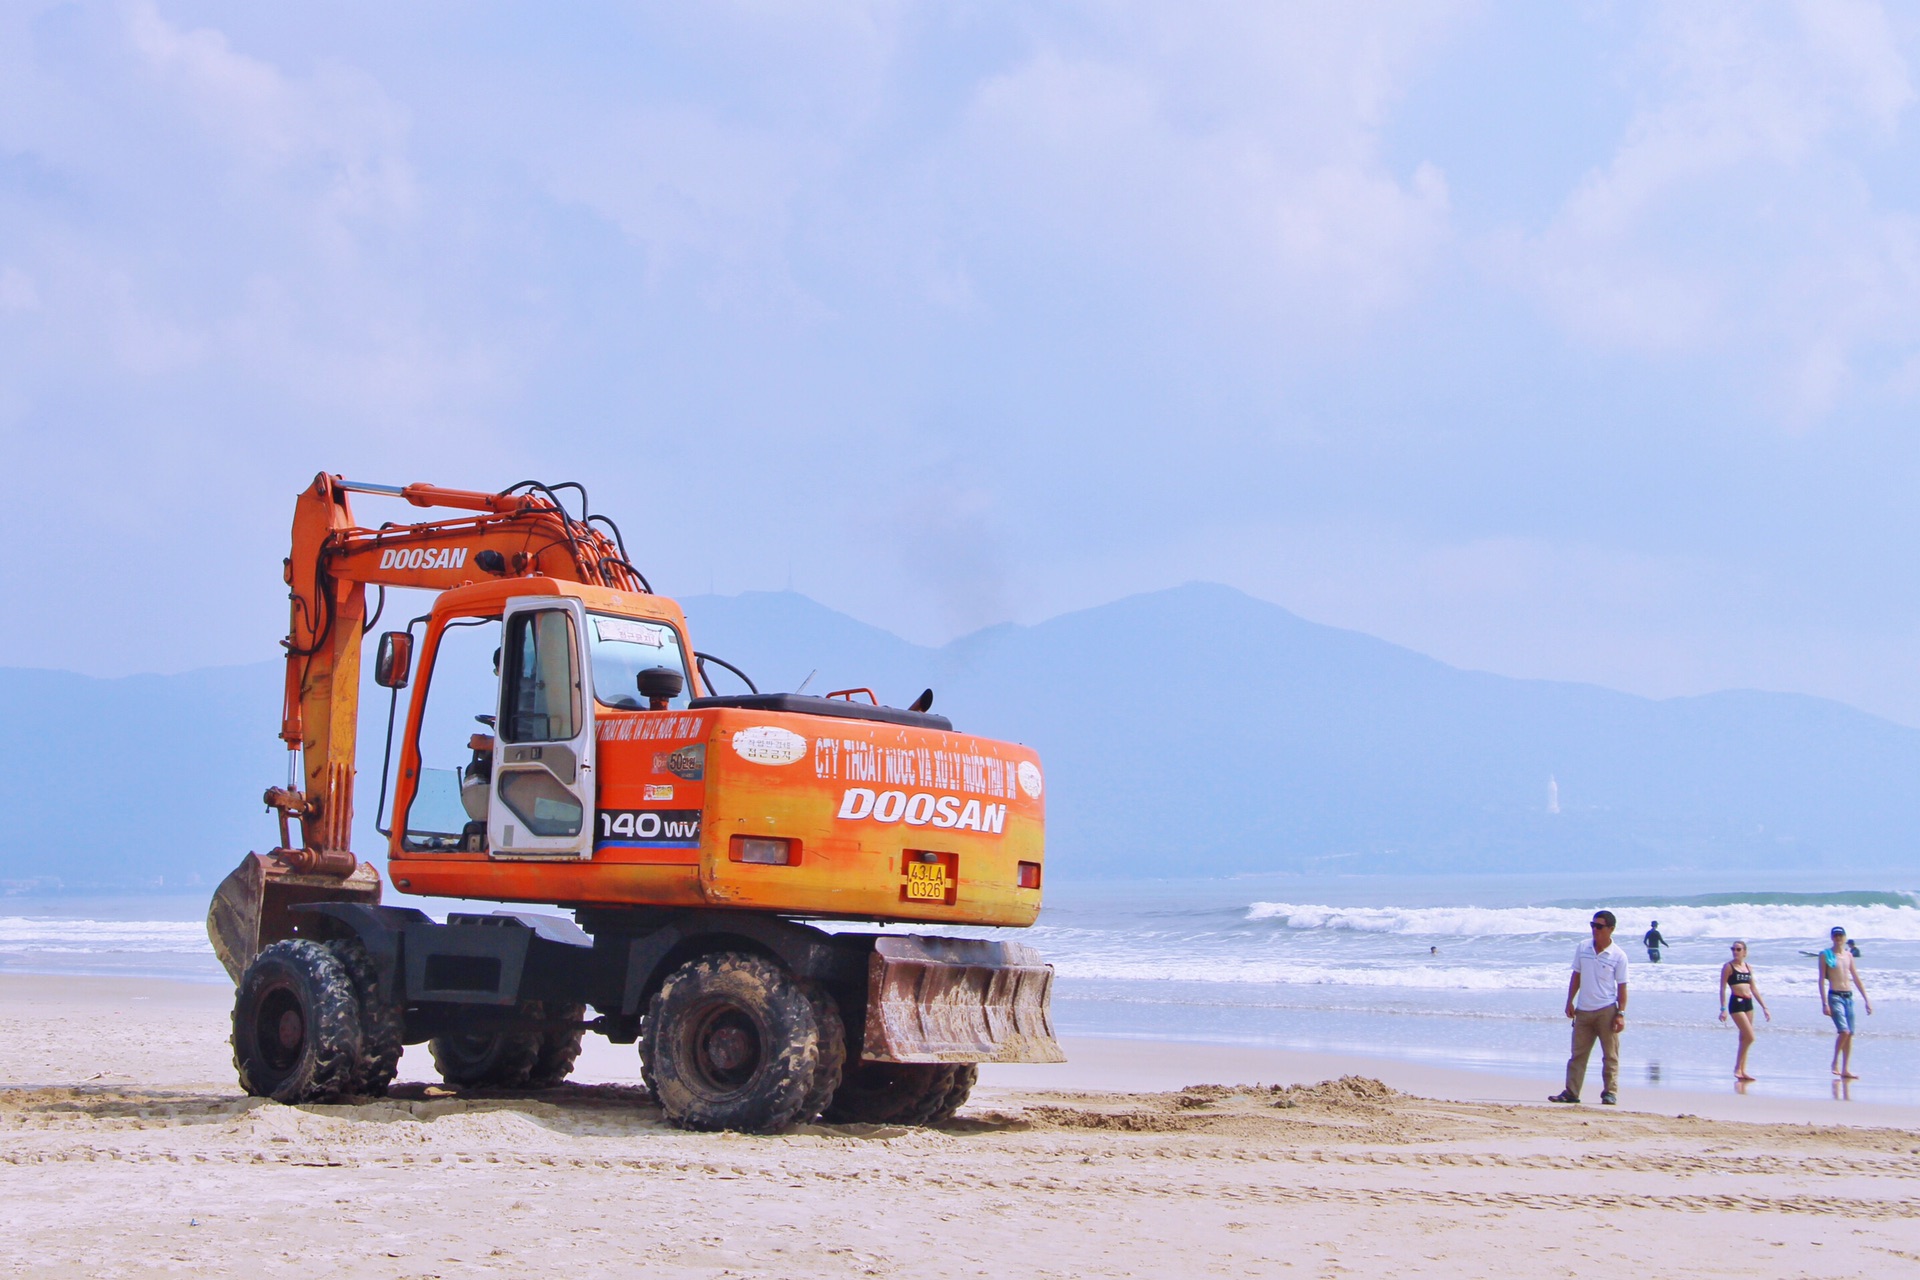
(1270, 1075, 1399, 1112)
(1001, 1077, 1404, 1134)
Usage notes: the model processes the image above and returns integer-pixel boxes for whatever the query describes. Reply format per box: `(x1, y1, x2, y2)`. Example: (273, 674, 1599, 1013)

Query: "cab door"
(488, 597, 596, 859)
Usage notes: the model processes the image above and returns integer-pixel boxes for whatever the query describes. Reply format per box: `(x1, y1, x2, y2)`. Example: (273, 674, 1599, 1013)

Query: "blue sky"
(6, 2, 1920, 722)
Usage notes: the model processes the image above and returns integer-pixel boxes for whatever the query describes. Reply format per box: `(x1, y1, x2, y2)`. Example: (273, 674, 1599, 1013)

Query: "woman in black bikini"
(1718, 942, 1770, 1081)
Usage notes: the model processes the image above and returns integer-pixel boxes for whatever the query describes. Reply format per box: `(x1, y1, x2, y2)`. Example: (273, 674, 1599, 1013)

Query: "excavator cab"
(387, 591, 702, 861)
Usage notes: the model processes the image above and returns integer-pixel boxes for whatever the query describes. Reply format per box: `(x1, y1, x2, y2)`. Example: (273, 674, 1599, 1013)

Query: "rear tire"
(644, 952, 827, 1133)
(527, 1001, 586, 1089)
(638, 1003, 661, 1101)
(822, 1060, 952, 1125)
(795, 982, 846, 1123)
(232, 939, 362, 1104)
(324, 937, 402, 1097)
(429, 1016, 541, 1089)
(903, 1063, 976, 1126)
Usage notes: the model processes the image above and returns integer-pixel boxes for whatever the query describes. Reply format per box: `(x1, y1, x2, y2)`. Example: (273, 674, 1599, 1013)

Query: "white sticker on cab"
(731, 725, 808, 766)
(1018, 760, 1044, 799)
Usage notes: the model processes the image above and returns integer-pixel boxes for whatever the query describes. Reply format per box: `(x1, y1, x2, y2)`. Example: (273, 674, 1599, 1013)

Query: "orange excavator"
(207, 474, 1060, 1132)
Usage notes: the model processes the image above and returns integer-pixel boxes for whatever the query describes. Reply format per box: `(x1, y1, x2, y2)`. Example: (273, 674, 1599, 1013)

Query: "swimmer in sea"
(1717, 941, 1770, 1082)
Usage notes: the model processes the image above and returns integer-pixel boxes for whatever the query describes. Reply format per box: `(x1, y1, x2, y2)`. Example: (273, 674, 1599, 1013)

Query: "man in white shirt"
(1549, 910, 1630, 1106)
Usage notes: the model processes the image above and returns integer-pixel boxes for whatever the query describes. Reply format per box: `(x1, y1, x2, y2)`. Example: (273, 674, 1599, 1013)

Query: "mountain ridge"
(2, 582, 1913, 891)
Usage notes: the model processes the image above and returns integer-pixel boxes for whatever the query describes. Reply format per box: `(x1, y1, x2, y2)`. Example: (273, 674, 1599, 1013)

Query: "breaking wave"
(1043, 955, 1920, 996)
(1245, 901, 1920, 941)
(0, 917, 210, 954)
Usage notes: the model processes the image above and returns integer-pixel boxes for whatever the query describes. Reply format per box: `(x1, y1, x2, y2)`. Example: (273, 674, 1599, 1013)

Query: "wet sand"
(1, 974, 1916, 1277)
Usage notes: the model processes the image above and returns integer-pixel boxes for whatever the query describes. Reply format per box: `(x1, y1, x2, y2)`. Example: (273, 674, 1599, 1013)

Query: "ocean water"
(1021, 874, 1920, 1107)
(2, 876, 1913, 1105)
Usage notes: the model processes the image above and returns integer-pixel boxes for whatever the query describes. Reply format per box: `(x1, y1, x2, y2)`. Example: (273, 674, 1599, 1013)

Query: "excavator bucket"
(861, 935, 1066, 1064)
(206, 852, 382, 983)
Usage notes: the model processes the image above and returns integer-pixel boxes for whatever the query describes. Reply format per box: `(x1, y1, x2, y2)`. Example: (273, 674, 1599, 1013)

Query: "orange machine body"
(384, 579, 1044, 926)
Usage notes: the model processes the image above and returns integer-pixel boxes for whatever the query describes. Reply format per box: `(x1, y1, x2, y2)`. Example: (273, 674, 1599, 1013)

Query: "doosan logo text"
(836, 788, 1007, 833)
(378, 546, 469, 571)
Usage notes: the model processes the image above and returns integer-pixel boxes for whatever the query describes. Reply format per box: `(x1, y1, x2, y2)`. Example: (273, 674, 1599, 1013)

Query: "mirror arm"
(374, 615, 430, 838)
(372, 680, 402, 838)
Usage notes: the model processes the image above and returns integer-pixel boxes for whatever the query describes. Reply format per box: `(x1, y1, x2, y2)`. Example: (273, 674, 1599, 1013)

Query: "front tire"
(232, 939, 362, 1104)
(324, 937, 402, 1097)
(644, 952, 828, 1133)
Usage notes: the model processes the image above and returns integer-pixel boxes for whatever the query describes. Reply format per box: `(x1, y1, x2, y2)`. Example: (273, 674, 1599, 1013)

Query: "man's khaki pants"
(1565, 1004, 1620, 1098)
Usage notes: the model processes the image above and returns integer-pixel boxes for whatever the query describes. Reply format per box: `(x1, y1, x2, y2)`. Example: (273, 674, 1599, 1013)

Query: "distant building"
(1548, 775, 1560, 815)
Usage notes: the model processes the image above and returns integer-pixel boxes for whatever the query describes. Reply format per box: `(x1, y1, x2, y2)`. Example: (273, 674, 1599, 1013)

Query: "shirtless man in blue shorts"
(1818, 926, 1873, 1080)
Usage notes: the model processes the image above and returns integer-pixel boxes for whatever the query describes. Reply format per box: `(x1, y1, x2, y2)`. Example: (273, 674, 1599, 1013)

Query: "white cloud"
(936, 4, 1465, 327)
(513, 3, 1468, 330)
(124, 0, 416, 224)
(539, 105, 828, 315)
(1512, 0, 1920, 421)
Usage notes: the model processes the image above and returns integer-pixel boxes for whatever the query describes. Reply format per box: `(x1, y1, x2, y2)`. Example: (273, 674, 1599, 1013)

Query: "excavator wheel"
(794, 981, 847, 1124)
(429, 1017, 541, 1089)
(821, 1061, 953, 1126)
(526, 1001, 586, 1089)
(232, 939, 363, 1104)
(644, 951, 830, 1133)
(902, 1063, 977, 1126)
(324, 937, 403, 1097)
(637, 1006, 661, 1101)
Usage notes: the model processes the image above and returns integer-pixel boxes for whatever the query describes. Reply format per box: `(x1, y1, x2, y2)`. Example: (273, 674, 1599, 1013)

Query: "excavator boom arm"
(278, 473, 645, 870)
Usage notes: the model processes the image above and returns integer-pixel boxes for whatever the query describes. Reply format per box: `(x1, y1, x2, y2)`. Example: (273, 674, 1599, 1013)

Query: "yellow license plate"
(905, 861, 949, 901)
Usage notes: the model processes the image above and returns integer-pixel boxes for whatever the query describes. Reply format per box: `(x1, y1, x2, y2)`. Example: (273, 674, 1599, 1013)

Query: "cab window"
(398, 616, 500, 852)
(587, 615, 691, 710)
(500, 609, 581, 743)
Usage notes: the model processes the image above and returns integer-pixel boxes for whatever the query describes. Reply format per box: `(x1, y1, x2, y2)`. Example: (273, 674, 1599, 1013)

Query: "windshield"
(587, 614, 692, 710)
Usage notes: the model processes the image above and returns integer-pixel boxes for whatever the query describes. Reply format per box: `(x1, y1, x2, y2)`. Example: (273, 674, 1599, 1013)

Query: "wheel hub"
(706, 1025, 752, 1071)
(255, 985, 308, 1073)
(691, 1006, 763, 1090)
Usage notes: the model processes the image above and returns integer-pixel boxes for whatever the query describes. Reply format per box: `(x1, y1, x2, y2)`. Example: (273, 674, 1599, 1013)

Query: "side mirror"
(375, 631, 414, 689)
(637, 666, 684, 704)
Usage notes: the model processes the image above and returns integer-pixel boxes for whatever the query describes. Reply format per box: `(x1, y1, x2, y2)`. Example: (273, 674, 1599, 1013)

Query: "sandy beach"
(1, 974, 1916, 1278)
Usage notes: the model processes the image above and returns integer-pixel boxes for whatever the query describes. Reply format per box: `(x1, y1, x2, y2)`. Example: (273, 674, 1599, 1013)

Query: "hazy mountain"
(4, 583, 1915, 892)
(0, 662, 287, 893)
(684, 586, 1920, 876)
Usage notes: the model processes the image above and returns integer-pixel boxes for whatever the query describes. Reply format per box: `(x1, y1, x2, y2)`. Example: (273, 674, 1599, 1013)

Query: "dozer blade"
(862, 935, 1066, 1064)
(206, 852, 381, 983)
